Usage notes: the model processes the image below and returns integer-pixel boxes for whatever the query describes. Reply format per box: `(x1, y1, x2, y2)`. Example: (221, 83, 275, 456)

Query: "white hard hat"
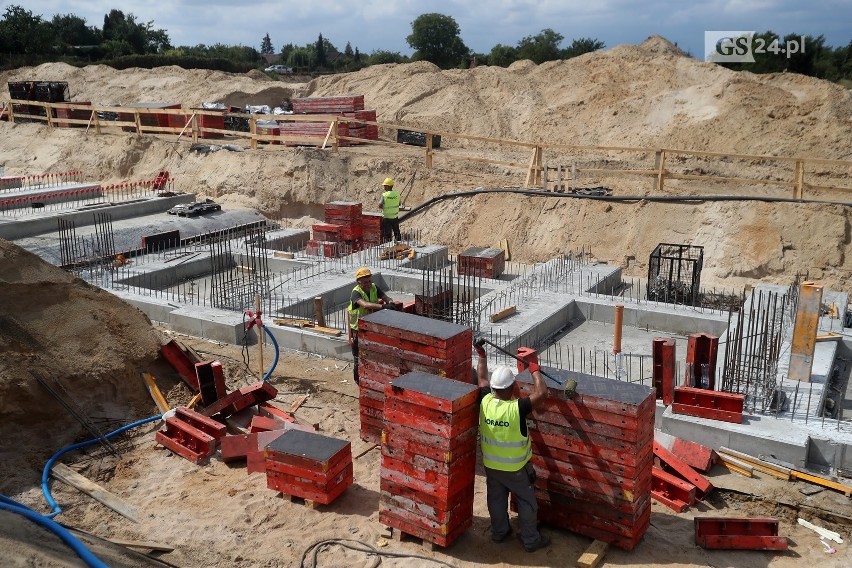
(490, 365, 516, 389)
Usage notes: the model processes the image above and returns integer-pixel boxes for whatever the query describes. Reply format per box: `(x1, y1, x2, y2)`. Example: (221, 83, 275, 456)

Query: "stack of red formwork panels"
(458, 247, 505, 279)
(311, 222, 342, 242)
(357, 310, 473, 443)
(279, 121, 351, 146)
(362, 211, 384, 247)
(265, 429, 353, 505)
(515, 367, 655, 550)
(305, 201, 363, 256)
(380, 372, 478, 547)
(324, 201, 363, 240)
(342, 110, 378, 142)
(291, 95, 365, 114)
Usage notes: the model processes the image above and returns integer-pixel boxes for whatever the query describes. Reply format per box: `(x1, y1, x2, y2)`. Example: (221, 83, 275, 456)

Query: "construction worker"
(475, 341, 551, 552)
(378, 178, 401, 243)
(348, 267, 396, 384)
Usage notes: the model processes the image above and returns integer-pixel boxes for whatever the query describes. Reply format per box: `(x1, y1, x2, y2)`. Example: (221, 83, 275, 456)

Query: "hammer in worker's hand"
(475, 337, 577, 398)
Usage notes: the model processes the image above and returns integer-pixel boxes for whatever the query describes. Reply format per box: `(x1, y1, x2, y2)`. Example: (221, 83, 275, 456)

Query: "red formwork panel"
(694, 517, 788, 550)
(670, 437, 717, 472)
(513, 366, 655, 550)
(292, 95, 365, 114)
(457, 246, 505, 279)
(685, 333, 719, 390)
(201, 381, 278, 420)
(672, 386, 744, 424)
(653, 441, 713, 496)
(360, 310, 473, 351)
(312, 223, 342, 241)
(379, 507, 472, 548)
(324, 200, 362, 221)
(652, 337, 676, 404)
(651, 466, 696, 512)
(220, 429, 288, 462)
(174, 407, 227, 442)
(267, 465, 353, 504)
(159, 340, 200, 391)
(54, 102, 92, 128)
(155, 418, 216, 464)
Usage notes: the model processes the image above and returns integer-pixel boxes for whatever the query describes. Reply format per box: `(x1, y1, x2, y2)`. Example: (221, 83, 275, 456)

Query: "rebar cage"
(647, 243, 704, 306)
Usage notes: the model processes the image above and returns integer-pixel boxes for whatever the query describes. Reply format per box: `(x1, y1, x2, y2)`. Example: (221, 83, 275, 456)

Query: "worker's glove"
(563, 378, 578, 399)
(473, 339, 486, 358)
(527, 362, 541, 375)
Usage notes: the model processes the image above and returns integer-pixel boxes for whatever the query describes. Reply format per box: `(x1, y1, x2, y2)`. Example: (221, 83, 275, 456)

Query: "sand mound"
(0, 239, 162, 493)
(1, 36, 851, 294)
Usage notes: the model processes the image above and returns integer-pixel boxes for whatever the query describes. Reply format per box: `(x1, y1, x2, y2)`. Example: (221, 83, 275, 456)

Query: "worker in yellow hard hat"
(378, 177, 401, 243)
(347, 267, 398, 385)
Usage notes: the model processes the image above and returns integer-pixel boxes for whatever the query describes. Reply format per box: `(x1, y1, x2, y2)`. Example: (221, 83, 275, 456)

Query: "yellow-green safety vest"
(382, 190, 400, 220)
(479, 393, 532, 472)
(348, 284, 379, 330)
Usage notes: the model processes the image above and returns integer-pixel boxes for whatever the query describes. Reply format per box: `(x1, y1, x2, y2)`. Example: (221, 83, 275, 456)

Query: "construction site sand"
(0, 36, 851, 566)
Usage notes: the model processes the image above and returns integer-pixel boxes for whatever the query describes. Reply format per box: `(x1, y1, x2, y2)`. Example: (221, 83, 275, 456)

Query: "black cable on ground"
(399, 187, 852, 223)
(300, 538, 458, 568)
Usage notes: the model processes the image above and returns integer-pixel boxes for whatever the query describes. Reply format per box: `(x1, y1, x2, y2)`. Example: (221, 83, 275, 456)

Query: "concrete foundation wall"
(0, 193, 194, 240)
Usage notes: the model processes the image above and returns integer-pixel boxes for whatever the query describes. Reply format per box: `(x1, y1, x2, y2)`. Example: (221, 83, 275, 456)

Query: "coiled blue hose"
(0, 499, 110, 568)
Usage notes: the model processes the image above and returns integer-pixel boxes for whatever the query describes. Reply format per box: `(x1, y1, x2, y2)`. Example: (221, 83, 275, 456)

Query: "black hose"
(399, 187, 852, 223)
(300, 537, 458, 568)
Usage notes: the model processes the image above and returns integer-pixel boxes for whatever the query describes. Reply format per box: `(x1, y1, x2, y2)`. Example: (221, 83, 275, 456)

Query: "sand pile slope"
(0, 239, 162, 493)
(1, 36, 850, 293)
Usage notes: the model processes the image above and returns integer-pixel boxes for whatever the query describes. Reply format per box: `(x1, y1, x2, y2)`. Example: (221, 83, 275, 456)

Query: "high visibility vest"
(382, 190, 400, 219)
(479, 393, 531, 472)
(347, 284, 378, 330)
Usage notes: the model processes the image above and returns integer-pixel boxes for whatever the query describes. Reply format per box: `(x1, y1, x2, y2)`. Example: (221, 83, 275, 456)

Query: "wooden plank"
(789, 283, 823, 383)
(141, 372, 171, 414)
(289, 394, 308, 413)
(718, 454, 753, 477)
(791, 470, 852, 497)
(106, 538, 174, 552)
(577, 539, 609, 568)
(490, 305, 517, 323)
(718, 447, 791, 479)
(51, 464, 138, 522)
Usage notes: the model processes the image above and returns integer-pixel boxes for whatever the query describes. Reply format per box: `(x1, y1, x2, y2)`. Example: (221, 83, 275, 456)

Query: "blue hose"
(0, 499, 110, 568)
(42, 414, 161, 518)
(262, 324, 279, 382)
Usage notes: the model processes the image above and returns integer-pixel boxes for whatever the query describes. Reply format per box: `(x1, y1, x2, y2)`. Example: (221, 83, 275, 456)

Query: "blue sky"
(7, 1, 850, 58)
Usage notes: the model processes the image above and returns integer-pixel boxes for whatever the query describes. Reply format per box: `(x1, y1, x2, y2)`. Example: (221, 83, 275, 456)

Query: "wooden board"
(51, 464, 138, 522)
(577, 539, 609, 568)
(490, 305, 516, 323)
(106, 538, 174, 552)
(141, 372, 171, 414)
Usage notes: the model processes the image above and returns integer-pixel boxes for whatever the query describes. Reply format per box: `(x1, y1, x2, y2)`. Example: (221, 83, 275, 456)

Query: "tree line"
(1, 6, 849, 85)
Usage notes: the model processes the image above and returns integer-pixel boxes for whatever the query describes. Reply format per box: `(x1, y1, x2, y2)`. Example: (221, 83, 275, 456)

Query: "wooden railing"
(3, 99, 851, 200)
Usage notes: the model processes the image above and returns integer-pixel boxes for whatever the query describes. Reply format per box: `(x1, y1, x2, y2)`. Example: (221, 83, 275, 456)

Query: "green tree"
(50, 14, 101, 52)
(562, 37, 605, 59)
(0, 5, 52, 54)
(368, 50, 406, 65)
(488, 43, 518, 67)
(281, 42, 295, 62)
(406, 13, 469, 69)
(344, 41, 353, 57)
(315, 33, 327, 66)
(260, 33, 274, 55)
(100, 9, 170, 54)
(516, 28, 563, 63)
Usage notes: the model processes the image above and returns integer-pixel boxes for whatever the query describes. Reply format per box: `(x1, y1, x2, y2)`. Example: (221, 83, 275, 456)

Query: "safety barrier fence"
(3, 99, 851, 201)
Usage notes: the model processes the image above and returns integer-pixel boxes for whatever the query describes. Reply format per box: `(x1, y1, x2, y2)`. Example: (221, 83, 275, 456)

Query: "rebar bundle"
(57, 213, 116, 274)
(209, 225, 271, 311)
(721, 283, 797, 412)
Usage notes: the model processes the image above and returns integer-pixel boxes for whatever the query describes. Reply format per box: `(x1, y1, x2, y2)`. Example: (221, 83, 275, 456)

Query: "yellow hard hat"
(382, 178, 395, 187)
(355, 267, 372, 280)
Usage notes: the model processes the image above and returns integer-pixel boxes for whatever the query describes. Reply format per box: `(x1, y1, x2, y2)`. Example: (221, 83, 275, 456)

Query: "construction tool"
(398, 171, 416, 210)
(475, 338, 577, 397)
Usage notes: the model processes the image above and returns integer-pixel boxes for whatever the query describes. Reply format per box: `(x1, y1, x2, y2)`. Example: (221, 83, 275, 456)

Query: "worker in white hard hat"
(474, 340, 550, 553)
(378, 177, 402, 243)
(347, 267, 397, 385)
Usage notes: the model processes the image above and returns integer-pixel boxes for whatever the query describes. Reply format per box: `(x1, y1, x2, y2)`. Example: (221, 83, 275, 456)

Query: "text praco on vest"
(484, 417, 511, 427)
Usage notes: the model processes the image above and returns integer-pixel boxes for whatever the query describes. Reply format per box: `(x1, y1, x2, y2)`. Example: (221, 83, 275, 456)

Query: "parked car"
(172, 199, 221, 217)
(264, 65, 293, 74)
(167, 203, 191, 215)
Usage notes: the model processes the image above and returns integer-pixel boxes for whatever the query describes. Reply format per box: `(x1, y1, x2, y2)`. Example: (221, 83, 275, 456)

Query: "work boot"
(524, 533, 550, 553)
(491, 527, 512, 543)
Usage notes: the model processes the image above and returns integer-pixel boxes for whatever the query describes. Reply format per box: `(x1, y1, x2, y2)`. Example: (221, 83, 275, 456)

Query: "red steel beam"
(694, 517, 788, 550)
(652, 337, 675, 404)
(651, 466, 696, 512)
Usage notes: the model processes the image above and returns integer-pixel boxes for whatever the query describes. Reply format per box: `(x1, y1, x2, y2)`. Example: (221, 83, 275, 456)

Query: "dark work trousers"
(351, 330, 360, 384)
(485, 462, 540, 547)
(381, 217, 401, 241)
